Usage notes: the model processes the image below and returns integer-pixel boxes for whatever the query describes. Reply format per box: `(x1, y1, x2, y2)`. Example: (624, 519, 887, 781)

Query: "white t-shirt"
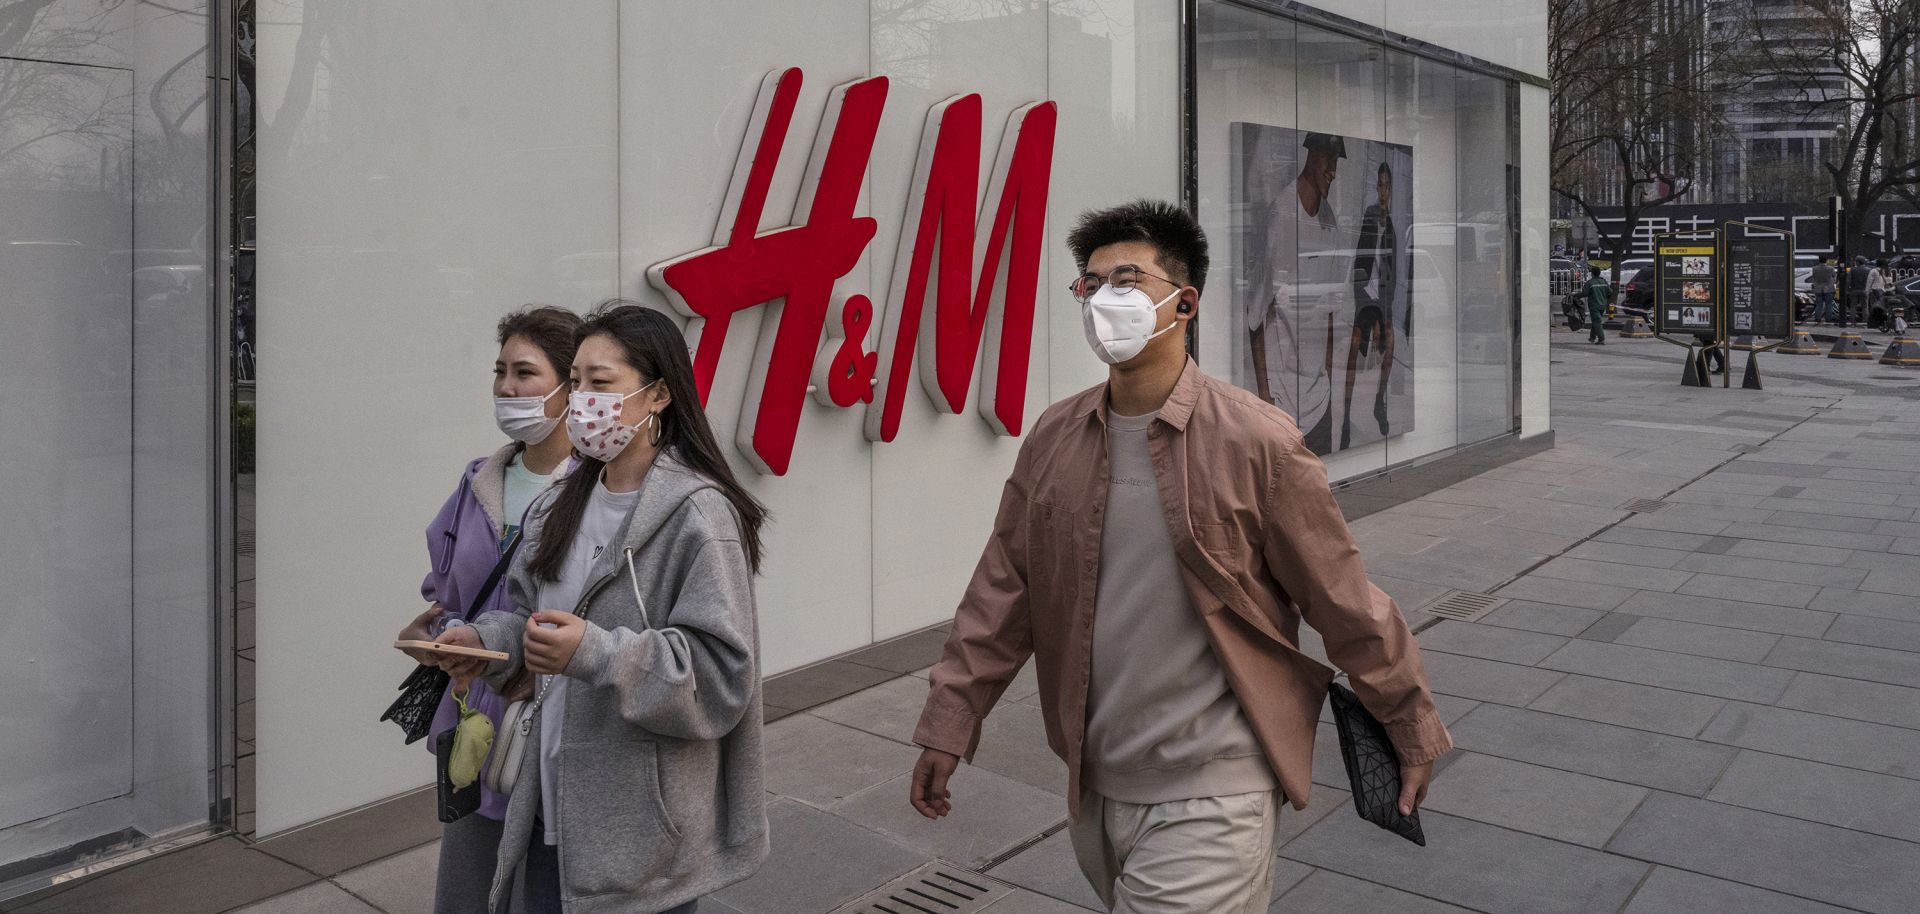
(1248, 180, 1348, 433)
(536, 476, 642, 844)
(503, 451, 568, 545)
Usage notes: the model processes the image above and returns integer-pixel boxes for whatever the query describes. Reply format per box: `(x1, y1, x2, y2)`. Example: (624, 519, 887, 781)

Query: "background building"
(1706, 0, 1851, 204)
(0, 0, 1550, 902)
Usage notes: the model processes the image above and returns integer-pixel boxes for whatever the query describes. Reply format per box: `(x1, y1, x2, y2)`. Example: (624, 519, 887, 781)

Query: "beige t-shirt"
(1081, 408, 1278, 804)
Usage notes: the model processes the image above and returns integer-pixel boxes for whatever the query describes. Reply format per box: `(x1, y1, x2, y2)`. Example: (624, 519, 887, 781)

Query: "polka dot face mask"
(566, 380, 658, 462)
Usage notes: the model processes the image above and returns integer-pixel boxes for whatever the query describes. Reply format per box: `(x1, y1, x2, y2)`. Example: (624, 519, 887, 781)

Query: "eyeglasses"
(1068, 264, 1179, 303)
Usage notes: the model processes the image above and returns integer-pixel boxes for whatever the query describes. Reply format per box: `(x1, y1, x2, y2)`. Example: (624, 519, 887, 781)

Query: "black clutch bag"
(380, 663, 450, 744)
(1328, 681, 1427, 846)
(434, 725, 482, 823)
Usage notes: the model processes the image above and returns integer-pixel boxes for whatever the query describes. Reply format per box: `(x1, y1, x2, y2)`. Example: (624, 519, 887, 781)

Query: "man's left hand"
(1399, 762, 1432, 816)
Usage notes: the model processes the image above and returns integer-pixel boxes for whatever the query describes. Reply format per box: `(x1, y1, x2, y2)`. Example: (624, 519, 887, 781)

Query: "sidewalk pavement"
(222, 332, 1920, 912)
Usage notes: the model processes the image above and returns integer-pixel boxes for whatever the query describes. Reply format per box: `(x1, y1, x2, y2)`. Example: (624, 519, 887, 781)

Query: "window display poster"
(1231, 123, 1415, 456)
(1725, 228, 1793, 339)
(1656, 241, 1718, 337)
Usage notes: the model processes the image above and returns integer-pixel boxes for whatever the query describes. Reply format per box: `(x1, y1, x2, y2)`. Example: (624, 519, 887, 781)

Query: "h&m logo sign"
(647, 68, 1057, 476)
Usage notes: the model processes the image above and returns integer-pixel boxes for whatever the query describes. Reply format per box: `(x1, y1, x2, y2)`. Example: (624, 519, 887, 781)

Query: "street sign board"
(1655, 234, 1719, 339)
(1723, 222, 1795, 339)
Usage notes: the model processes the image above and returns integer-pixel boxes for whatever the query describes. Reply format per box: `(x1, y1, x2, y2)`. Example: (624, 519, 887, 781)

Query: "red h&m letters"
(648, 68, 1057, 476)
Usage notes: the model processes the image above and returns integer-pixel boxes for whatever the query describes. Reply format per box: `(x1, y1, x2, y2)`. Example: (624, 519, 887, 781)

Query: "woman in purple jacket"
(396, 305, 583, 914)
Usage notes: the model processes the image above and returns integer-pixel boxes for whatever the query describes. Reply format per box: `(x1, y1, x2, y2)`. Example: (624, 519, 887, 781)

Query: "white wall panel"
(254, 0, 621, 835)
(1520, 83, 1550, 438)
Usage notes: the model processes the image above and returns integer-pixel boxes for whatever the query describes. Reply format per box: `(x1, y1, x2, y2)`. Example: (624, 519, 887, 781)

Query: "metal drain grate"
(1620, 498, 1669, 514)
(1421, 590, 1506, 623)
(830, 863, 1012, 914)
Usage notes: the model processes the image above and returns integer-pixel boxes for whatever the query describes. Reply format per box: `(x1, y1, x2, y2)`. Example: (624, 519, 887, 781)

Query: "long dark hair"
(529, 301, 768, 579)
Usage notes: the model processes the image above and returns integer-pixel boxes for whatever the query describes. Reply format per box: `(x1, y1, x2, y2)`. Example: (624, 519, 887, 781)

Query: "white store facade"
(0, 0, 1549, 900)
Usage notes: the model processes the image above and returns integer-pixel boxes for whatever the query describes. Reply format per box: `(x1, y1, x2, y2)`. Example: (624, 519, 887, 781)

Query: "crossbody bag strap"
(460, 528, 523, 622)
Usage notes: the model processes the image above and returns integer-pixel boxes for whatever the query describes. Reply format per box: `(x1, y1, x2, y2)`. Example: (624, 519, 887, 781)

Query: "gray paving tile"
(1620, 867, 1855, 914)
(1707, 750, 1920, 843)
(1693, 535, 1740, 554)
(1528, 675, 1725, 738)
(1593, 527, 1713, 551)
(1273, 786, 1351, 849)
(1757, 496, 1913, 521)
(980, 888, 1101, 913)
(1723, 459, 1829, 478)
(809, 674, 928, 745)
(1822, 613, 1920, 654)
(1612, 617, 1782, 662)
(1807, 587, 1920, 623)
(1416, 621, 1568, 665)
(971, 701, 1067, 796)
(1493, 575, 1637, 611)
(1366, 555, 1513, 593)
(1538, 639, 1795, 703)
(1271, 869, 1477, 914)
(983, 830, 1106, 912)
(1859, 565, 1920, 596)
(762, 660, 898, 712)
(1877, 518, 1920, 538)
(1723, 523, 1896, 552)
(1280, 808, 1647, 914)
(1535, 557, 1694, 592)
(1674, 572, 1822, 608)
(229, 883, 382, 914)
(1699, 702, 1920, 778)
(1607, 792, 1920, 914)
(1613, 590, 1834, 636)
(762, 714, 923, 808)
(830, 765, 1064, 869)
(8, 837, 316, 914)
(1725, 537, 1855, 566)
(1564, 540, 1686, 568)
(1763, 510, 1884, 533)
(1419, 752, 1647, 847)
(1479, 600, 1606, 636)
(1575, 611, 1640, 642)
(1418, 650, 1565, 706)
(709, 797, 923, 914)
(1446, 704, 1735, 795)
(331, 842, 437, 914)
(1672, 553, 1868, 588)
(1775, 672, 1920, 731)
(1766, 635, 1920, 688)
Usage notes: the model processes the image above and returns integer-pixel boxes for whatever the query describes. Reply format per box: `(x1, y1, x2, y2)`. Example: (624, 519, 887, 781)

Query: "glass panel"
(1385, 49, 1461, 464)
(1455, 69, 1514, 445)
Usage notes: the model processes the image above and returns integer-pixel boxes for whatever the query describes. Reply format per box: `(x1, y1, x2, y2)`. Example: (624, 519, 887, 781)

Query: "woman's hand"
(396, 604, 446, 665)
(432, 625, 492, 685)
(524, 610, 587, 675)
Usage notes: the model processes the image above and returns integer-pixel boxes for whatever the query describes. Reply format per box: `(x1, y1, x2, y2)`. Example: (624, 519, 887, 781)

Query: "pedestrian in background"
(397, 305, 582, 914)
(1583, 265, 1611, 344)
(1869, 259, 1888, 329)
(1846, 256, 1870, 326)
(435, 303, 770, 914)
(1810, 259, 1836, 323)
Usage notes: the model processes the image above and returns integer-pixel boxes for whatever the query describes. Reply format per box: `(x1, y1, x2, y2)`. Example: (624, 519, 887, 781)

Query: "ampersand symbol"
(824, 294, 878, 406)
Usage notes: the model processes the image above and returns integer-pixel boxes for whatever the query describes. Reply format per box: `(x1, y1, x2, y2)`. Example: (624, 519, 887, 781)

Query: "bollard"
(1620, 318, 1654, 338)
(1730, 335, 1758, 351)
(1779, 329, 1822, 354)
(1828, 331, 1874, 359)
(1681, 347, 1708, 386)
(1741, 350, 1763, 389)
(1881, 335, 1920, 367)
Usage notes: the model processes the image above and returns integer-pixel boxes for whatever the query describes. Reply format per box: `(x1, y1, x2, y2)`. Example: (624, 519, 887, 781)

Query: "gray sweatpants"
(436, 813, 506, 914)
(1069, 787, 1281, 913)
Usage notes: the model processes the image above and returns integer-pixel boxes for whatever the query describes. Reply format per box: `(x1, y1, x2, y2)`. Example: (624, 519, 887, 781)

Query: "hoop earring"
(646, 412, 663, 448)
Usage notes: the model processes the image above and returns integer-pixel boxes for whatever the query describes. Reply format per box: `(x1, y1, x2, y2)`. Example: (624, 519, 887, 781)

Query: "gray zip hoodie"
(470, 454, 768, 913)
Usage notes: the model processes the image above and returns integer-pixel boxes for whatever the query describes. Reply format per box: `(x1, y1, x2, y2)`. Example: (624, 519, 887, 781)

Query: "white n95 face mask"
(566, 380, 659, 462)
(1081, 285, 1181, 365)
(493, 381, 567, 443)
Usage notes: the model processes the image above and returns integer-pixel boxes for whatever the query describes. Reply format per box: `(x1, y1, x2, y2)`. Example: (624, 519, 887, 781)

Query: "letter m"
(865, 95, 1056, 443)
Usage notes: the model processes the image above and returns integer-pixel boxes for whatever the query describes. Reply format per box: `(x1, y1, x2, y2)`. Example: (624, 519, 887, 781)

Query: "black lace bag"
(1328, 681, 1427, 846)
(379, 530, 523, 744)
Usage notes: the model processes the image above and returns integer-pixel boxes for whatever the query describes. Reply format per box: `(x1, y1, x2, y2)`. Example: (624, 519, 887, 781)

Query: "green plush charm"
(447, 690, 495, 790)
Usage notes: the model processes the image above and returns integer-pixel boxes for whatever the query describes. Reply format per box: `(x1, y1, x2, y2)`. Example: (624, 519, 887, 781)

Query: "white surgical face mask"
(493, 381, 567, 443)
(1081, 284, 1182, 365)
(566, 380, 659, 462)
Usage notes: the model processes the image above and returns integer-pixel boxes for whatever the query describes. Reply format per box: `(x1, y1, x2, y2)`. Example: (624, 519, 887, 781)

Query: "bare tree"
(1726, 0, 1919, 257)
(1552, 0, 1733, 282)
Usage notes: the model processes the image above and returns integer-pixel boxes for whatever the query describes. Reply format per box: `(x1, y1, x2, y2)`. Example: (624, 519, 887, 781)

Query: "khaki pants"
(1068, 787, 1280, 914)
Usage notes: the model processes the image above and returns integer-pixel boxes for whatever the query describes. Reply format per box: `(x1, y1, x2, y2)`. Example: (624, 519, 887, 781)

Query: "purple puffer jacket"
(421, 443, 550, 820)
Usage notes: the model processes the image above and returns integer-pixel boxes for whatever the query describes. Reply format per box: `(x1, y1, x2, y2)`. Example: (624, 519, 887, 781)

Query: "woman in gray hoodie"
(437, 302, 770, 914)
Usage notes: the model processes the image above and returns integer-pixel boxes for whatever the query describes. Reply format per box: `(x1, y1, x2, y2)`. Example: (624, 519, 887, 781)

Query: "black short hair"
(1066, 200, 1209, 294)
(1589, 265, 1602, 276)
(1378, 161, 1393, 179)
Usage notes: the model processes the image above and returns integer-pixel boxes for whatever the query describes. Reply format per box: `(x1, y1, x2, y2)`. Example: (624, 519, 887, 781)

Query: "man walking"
(1810, 259, 1836, 323)
(908, 201, 1450, 913)
(1583, 265, 1611, 344)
